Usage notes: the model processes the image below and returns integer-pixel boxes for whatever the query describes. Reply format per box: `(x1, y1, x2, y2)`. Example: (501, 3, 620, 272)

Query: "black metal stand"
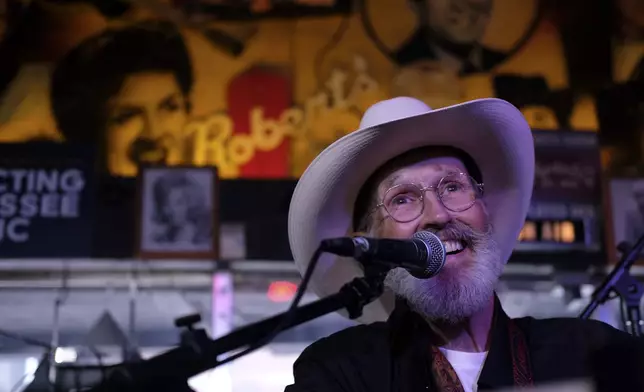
(580, 237, 644, 337)
(56, 268, 387, 392)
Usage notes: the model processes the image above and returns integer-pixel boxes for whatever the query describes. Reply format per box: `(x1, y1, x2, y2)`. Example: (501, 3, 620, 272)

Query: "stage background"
(0, 0, 630, 179)
(1, 0, 642, 263)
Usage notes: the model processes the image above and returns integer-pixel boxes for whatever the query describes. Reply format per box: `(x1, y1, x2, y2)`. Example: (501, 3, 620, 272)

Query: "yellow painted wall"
(0, 0, 629, 179)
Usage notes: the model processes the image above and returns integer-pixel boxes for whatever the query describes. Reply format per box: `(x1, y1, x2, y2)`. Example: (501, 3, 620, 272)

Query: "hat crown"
(359, 97, 434, 129)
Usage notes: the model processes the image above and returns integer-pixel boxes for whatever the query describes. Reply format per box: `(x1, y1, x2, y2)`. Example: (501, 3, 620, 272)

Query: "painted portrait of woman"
(50, 20, 194, 177)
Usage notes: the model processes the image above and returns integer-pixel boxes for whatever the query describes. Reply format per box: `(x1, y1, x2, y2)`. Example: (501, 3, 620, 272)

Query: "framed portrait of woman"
(137, 165, 218, 259)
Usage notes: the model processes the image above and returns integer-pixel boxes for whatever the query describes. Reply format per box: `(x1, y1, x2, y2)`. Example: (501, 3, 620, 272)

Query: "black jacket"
(286, 297, 644, 391)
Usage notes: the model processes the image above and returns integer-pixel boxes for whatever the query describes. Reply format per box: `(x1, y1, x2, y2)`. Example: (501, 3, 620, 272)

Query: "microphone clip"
(175, 314, 209, 356)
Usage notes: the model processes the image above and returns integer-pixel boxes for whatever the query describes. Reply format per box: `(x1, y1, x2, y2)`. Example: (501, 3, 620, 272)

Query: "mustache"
(430, 220, 492, 249)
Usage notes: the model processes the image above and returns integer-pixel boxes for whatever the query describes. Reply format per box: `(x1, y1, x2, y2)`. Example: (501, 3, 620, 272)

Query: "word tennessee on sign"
(0, 142, 95, 258)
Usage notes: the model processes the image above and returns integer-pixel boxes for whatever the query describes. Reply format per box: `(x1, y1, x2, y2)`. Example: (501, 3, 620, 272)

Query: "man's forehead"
(351, 146, 478, 229)
(379, 146, 468, 176)
(380, 156, 468, 189)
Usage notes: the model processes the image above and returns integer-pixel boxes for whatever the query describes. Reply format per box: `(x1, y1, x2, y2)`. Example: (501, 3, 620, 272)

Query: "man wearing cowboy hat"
(286, 97, 644, 391)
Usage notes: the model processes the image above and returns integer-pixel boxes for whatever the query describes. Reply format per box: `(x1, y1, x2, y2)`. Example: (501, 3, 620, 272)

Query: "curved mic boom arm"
(72, 266, 388, 392)
(580, 236, 644, 337)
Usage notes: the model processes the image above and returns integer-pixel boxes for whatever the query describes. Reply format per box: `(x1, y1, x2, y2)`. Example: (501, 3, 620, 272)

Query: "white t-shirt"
(438, 348, 488, 392)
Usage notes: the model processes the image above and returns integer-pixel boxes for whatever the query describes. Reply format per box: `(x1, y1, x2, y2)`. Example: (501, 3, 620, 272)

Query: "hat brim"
(288, 98, 534, 324)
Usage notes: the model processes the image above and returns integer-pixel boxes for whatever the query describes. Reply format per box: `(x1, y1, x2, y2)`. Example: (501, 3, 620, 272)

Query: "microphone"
(320, 231, 446, 279)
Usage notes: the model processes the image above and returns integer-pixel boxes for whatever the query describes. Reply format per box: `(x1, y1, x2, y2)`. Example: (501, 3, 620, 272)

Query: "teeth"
(443, 240, 464, 253)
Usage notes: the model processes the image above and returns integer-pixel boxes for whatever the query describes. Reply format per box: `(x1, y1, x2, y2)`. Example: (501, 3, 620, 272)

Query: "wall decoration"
(50, 20, 193, 178)
(0, 142, 95, 258)
(179, 0, 353, 21)
(137, 165, 218, 259)
(516, 131, 602, 253)
(361, 0, 541, 74)
(613, 0, 644, 82)
(598, 0, 644, 178)
(0, 0, 603, 181)
(596, 83, 644, 177)
(599, 0, 644, 176)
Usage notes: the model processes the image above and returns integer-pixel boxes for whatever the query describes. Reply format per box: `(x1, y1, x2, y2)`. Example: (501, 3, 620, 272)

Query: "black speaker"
(48, 0, 131, 18)
(558, 0, 614, 93)
(596, 82, 644, 146)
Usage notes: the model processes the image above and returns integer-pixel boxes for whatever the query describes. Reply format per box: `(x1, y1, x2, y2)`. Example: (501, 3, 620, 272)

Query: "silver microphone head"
(412, 230, 446, 279)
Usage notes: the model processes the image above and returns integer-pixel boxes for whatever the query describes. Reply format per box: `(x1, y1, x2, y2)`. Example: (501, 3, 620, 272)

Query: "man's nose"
(417, 191, 450, 231)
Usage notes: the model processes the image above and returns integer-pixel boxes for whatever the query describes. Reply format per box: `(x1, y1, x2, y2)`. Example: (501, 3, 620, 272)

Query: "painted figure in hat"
(286, 97, 644, 391)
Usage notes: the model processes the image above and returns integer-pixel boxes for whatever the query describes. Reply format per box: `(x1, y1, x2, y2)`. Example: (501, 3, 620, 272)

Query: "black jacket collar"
(386, 295, 518, 390)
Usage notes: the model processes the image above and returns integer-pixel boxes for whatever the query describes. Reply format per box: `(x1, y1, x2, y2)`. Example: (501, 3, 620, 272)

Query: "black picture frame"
(136, 165, 219, 260)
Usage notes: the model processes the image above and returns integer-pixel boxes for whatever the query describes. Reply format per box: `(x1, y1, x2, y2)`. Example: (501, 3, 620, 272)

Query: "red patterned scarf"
(430, 318, 534, 391)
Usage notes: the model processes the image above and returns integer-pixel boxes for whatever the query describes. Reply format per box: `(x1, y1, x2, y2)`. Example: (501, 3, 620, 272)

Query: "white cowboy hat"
(288, 97, 534, 324)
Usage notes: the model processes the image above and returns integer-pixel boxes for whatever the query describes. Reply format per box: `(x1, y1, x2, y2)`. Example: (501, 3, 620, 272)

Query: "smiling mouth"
(442, 240, 466, 255)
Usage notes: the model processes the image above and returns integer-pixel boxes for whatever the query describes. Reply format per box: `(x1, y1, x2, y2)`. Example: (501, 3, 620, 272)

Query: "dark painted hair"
(50, 20, 193, 146)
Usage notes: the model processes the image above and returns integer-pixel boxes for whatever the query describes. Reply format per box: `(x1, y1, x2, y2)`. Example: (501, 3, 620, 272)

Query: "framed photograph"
(608, 178, 644, 260)
(137, 166, 218, 259)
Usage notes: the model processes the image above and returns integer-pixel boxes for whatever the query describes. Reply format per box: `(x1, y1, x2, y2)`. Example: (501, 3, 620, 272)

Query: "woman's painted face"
(106, 72, 189, 177)
(165, 186, 192, 226)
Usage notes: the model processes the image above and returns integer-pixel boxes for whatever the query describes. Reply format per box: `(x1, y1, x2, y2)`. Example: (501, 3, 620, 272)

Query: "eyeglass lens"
(382, 173, 478, 222)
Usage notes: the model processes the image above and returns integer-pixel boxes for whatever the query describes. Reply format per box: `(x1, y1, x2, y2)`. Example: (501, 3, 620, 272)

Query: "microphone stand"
(580, 236, 644, 337)
(62, 267, 388, 392)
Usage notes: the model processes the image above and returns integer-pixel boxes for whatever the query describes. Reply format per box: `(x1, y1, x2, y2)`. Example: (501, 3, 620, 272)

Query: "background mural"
(0, 0, 629, 179)
(598, 0, 644, 177)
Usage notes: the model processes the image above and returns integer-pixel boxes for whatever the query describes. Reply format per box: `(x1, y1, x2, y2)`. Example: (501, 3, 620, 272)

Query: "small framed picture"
(137, 165, 218, 259)
(608, 178, 644, 258)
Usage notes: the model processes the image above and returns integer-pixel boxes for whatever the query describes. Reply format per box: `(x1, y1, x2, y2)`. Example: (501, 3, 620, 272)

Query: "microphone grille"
(412, 231, 446, 278)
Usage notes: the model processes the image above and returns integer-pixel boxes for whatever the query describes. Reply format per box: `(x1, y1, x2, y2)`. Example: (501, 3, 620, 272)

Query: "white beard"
(383, 224, 503, 324)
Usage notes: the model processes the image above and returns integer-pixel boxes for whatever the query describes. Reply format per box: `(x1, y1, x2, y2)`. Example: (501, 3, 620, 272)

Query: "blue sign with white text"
(0, 143, 96, 258)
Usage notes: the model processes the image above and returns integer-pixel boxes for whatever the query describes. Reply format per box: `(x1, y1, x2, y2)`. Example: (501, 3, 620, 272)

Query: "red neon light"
(267, 281, 297, 302)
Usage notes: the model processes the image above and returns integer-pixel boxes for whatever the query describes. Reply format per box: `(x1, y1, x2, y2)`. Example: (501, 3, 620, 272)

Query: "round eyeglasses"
(370, 173, 484, 223)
